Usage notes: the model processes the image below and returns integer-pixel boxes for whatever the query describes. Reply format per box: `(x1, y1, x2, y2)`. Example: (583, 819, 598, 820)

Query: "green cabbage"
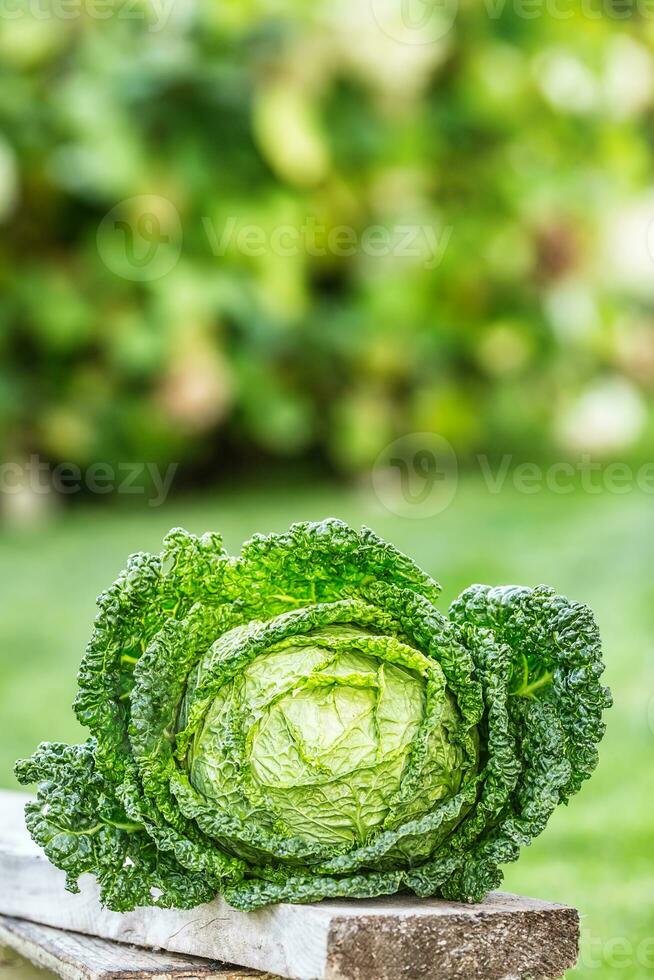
(15, 520, 610, 911)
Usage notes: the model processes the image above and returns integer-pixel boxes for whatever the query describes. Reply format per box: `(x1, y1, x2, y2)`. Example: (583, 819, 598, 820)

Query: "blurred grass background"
(2, 0, 654, 977)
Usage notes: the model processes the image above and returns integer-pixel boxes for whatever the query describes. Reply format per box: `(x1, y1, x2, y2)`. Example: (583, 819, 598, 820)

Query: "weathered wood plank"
(0, 916, 267, 980)
(0, 790, 579, 980)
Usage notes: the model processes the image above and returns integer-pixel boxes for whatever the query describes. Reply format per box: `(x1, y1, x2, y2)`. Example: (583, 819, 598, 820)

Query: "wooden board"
(0, 791, 579, 980)
(0, 916, 268, 980)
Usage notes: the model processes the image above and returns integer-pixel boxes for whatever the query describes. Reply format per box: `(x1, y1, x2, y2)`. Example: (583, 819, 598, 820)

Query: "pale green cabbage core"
(187, 626, 467, 846)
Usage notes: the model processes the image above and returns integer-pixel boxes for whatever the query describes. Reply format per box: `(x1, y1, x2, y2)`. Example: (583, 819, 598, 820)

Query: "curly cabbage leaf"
(15, 520, 610, 911)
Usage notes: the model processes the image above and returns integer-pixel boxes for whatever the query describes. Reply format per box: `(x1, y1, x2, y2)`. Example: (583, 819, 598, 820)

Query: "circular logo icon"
(372, 432, 458, 518)
(97, 195, 182, 282)
(369, 0, 458, 46)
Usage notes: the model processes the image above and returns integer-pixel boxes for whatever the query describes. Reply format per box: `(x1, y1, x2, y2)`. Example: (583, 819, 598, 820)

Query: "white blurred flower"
(534, 49, 598, 114)
(544, 278, 599, 343)
(604, 36, 654, 120)
(602, 192, 654, 298)
(556, 377, 646, 455)
(324, 0, 450, 101)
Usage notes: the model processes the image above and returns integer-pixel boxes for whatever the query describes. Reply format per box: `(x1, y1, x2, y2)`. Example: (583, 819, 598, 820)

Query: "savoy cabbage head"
(16, 520, 610, 911)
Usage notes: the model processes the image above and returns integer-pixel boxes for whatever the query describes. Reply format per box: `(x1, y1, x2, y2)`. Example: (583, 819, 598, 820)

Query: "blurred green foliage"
(2, 0, 654, 475)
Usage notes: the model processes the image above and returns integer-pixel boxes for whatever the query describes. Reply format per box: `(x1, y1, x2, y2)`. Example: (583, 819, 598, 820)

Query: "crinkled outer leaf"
(15, 521, 610, 911)
(14, 742, 218, 910)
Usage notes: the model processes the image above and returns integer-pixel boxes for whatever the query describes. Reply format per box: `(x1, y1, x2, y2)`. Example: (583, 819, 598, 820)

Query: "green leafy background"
(2, 2, 654, 472)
